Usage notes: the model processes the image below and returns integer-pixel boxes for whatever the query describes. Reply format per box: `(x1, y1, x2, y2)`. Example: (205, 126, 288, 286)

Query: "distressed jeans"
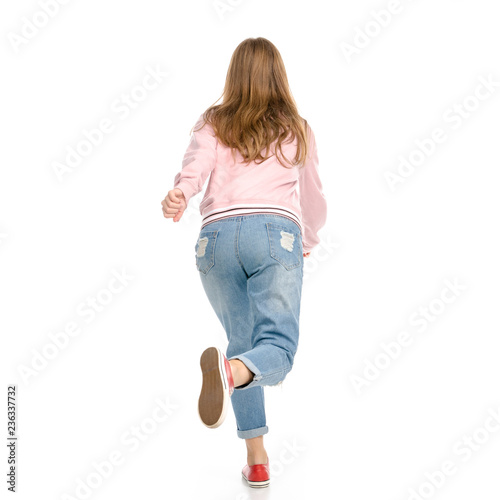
(194, 214, 304, 439)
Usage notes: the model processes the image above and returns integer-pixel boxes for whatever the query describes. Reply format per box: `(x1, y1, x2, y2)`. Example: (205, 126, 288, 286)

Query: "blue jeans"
(194, 214, 304, 439)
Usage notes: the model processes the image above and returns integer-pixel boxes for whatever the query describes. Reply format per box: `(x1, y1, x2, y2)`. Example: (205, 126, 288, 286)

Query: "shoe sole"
(198, 347, 229, 428)
(242, 474, 270, 488)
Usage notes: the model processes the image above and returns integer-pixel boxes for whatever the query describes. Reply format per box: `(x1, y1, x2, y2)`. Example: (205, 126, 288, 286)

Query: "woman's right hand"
(161, 188, 187, 222)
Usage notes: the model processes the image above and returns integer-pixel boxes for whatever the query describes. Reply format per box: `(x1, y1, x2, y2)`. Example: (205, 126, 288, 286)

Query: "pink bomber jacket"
(173, 113, 328, 253)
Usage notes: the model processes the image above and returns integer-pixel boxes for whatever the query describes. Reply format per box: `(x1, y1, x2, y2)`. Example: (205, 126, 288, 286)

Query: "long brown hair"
(192, 37, 310, 169)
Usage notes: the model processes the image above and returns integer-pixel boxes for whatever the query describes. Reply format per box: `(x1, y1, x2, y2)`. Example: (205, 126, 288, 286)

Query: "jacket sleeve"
(173, 114, 218, 206)
(298, 124, 328, 253)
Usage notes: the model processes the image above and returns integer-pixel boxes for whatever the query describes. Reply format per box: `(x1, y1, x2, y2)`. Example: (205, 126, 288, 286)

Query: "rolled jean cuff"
(237, 425, 269, 439)
(227, 354, 263, 390)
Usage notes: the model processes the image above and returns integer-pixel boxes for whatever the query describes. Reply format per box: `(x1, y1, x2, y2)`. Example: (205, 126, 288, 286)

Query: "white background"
(1, 0, 500, 499)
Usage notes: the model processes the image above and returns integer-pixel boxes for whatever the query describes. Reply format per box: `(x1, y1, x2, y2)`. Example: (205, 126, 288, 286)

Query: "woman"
(161, 37, 327, 488)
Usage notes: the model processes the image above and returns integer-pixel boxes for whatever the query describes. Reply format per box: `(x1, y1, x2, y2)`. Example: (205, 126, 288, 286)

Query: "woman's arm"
(299, 125, 328, 254)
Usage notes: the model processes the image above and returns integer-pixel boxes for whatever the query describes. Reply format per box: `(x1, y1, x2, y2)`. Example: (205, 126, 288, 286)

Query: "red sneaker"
(198, 347, 235, 428)
(242, 460, 270, 488)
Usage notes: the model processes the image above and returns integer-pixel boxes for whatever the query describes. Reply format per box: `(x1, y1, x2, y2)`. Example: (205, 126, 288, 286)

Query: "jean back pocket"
(266, 222, 302, 271)
(194, 230, 219, 275)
